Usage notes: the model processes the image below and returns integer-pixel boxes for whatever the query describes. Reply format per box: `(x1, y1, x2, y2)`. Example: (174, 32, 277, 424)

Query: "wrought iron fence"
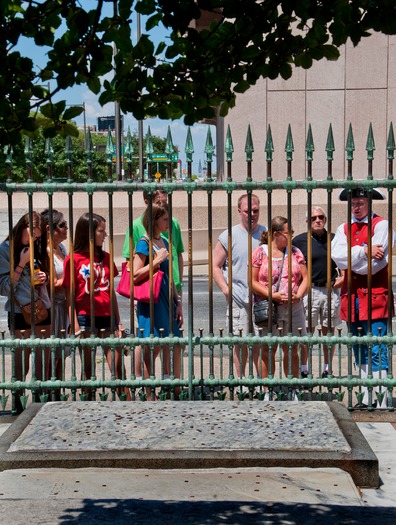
(0, 123, 396, 413)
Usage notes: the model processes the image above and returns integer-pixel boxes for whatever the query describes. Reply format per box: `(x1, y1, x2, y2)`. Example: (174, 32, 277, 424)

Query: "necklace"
(153, 236, 161, 241)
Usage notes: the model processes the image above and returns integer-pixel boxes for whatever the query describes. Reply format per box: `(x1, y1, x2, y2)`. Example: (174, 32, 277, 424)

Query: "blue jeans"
(352, 318, 388, 371)
(77, 315, 115, 334)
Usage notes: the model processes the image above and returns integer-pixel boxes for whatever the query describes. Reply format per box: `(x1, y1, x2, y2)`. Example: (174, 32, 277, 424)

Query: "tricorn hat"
(338, 187, 385, 201)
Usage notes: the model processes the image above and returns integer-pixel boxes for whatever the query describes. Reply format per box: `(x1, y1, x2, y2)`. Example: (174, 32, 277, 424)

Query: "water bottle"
(33, 259, 41, 286)
(123, 329, 131, 356)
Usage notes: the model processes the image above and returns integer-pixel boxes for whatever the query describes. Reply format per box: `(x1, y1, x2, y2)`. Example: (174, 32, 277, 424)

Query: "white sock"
(359, 365, 369, 404)
(300, 364, 308, 373)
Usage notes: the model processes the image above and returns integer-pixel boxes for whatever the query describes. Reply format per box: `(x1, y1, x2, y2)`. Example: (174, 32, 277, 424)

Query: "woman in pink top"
(252, 216, 308, 398)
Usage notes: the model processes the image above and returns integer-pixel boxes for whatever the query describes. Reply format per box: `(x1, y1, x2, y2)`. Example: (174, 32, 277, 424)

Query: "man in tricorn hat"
(331, 187, 395, 408)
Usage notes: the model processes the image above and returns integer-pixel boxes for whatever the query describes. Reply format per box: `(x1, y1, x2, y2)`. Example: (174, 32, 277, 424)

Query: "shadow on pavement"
(2, 499, 394, 525)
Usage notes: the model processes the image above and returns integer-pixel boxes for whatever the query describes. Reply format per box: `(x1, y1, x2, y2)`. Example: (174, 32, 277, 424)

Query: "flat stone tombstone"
(0, 401, 378, 487)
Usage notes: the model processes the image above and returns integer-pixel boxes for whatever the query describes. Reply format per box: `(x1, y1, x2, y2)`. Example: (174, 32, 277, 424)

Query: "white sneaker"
(291, 389, 300, 402)
(263, 392, 271, 401)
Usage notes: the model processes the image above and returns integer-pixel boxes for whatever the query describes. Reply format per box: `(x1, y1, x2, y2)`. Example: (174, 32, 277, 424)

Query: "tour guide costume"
(331, 187, 395, 407)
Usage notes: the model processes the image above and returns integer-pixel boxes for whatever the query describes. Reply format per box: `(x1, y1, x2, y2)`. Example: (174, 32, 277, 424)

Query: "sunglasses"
(311, 215, 325, 221)
(56, 221, 68, 229)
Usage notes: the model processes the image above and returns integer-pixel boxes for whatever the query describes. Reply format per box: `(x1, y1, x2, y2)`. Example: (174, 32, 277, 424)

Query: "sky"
(17, 1, 214, 176)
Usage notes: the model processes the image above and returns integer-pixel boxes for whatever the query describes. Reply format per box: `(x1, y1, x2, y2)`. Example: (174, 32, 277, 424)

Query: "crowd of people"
(0, 190, 185, 411)
(0, 187, 393, 410)
(214, 189, 394, 405)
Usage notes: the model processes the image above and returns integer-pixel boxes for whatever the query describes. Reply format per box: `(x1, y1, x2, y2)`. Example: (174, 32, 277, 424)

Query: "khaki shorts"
(303, 286, 341, 330)
(226, 301, 259, 336)
(276, 301, 307, 336)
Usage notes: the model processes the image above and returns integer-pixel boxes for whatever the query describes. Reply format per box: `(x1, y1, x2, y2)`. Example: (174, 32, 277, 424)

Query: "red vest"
(340, 215, 389, 321)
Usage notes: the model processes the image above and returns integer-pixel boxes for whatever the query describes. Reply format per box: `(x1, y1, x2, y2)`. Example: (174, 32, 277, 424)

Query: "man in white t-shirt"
(213, 194, 266, 392)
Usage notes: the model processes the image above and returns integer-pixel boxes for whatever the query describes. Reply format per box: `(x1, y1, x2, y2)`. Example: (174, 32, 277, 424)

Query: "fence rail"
(1, 123, 396, 413)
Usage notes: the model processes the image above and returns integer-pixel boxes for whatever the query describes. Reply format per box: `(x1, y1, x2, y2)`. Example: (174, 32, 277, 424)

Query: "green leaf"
(294, 53, 313, 69)
(234, 80, 251, 93)
(87, 76, 101, 95)
(40, 101, 67, 119)
(58, 122, 79, 138)
(136, 0, 156, 16)
(63, 106, 85, 121)
(321, 45, 340, 61)
(146, 13, 162, 31)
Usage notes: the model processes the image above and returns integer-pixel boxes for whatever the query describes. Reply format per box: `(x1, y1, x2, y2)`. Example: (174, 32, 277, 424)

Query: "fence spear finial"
(106, 127, 114, 165)
(366, 123, 375, 162)
(225, 125, 233, 163)
(165, 126, 174, 159)
(285, 124, 294, 162)
(24, 137, 32, 165)
(24, 137, 33, 181)
(45, 137, 54, 163)
(204, 126, 214, 163)
(44, 137, 54, 180)
(305, 124, 314, 162)
(265, 124, 274, 162)
(325, 124, 335, 162)
(124, 126, 133, 163)
(65, 135, 73, 164)
(145, 126, 154, 162)
(4, 145, 13, 166)
(345, 123, 355, 165)
(245, 125, 254, 163)
(387, 122, 395, 161)
(185, 126, 194, 163)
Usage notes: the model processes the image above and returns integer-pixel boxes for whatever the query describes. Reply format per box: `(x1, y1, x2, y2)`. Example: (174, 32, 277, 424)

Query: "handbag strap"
(274, 252, 286, 292)
(136, 236, 159, 257)
(134, 236, 162, 275)
(14, 297, 25, 309)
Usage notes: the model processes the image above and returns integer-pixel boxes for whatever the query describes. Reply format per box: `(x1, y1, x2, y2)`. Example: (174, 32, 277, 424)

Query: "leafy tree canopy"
(2, 0, 396, 146)
(0, 124, 169, 182)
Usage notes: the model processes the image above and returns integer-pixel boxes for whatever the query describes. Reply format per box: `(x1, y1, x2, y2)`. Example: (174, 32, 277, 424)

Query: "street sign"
(151, 153, 179, 163)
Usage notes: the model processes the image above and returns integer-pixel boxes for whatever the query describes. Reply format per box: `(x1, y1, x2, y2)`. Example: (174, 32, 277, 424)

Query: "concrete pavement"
(0, 401, 395, 524)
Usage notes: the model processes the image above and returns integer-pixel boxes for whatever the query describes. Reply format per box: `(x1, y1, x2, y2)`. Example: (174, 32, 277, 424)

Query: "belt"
(312, 280, 335, 287)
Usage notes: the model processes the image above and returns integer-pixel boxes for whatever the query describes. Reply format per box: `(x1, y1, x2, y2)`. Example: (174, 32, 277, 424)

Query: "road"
(0, 276, 227, 337)
(2, 275, 396, 337)
(117, 276, 227, 337)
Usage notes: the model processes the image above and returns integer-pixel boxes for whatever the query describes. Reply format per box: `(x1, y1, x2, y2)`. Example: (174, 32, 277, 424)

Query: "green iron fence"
(0, 123, 396, 413)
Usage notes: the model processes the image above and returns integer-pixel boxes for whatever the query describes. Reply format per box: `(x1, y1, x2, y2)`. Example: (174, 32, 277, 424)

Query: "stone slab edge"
(0, 401, 378, 488)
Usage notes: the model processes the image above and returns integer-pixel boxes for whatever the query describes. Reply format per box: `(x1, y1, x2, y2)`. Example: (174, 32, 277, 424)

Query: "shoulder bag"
(117, 237, 164, 303)
(253, 251, 285, 326)
(15, 297, 49, 326)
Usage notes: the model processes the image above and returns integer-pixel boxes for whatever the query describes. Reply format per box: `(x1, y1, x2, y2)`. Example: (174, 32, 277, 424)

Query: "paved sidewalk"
(0, 402, 395, 524)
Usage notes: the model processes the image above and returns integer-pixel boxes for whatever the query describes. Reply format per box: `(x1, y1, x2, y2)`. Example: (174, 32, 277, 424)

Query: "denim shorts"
(77, 314, 116, 334)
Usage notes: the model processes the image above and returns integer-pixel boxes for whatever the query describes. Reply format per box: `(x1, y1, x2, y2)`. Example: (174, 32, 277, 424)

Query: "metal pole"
(114, 0, 122, 180)
(137, 12, 144, 180)
(83, 102, 87, 149)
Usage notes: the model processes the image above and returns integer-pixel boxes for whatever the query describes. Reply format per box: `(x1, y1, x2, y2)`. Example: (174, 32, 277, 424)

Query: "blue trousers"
(351, 318, 388, 371)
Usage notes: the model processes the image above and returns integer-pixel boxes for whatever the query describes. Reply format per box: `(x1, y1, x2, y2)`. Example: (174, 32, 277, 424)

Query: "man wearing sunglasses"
(332, 188, 395, 409)
(293, 207, 343, 378)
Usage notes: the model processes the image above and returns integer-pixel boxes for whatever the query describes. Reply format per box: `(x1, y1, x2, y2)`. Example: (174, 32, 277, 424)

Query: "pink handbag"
(133, 269, 164, 303)
(116, 262, 164, 303)
(117, 237, 164, 302)
(116, 262, 132, 298)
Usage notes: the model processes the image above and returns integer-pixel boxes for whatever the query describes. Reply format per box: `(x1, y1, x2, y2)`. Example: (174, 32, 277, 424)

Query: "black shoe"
(353, 401, 377, 409)
(322, 370, 329, 378)
(300, 371, 308, 379)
